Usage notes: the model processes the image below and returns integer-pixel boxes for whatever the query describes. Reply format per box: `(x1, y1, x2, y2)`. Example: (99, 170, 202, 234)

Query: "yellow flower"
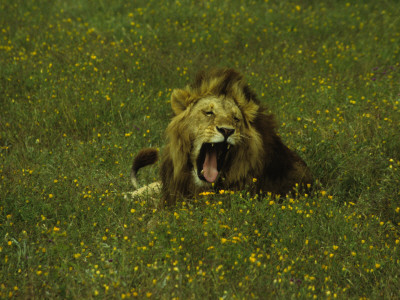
(199, 191, 215, 196)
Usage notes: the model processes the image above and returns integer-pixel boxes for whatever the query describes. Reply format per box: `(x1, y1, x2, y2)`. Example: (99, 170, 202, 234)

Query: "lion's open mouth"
(196, 142, 231, 183)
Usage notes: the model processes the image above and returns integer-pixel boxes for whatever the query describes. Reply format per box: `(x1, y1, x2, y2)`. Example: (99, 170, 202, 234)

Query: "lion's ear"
(171, 89, 190, 115)
(242, 100, 259, 123)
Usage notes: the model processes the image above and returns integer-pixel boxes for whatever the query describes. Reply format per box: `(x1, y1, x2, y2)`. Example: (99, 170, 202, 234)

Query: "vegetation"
(1, 0, 399, 298)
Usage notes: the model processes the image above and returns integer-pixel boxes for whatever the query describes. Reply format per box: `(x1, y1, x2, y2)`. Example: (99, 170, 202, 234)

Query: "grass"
(1, 0, 400, 298)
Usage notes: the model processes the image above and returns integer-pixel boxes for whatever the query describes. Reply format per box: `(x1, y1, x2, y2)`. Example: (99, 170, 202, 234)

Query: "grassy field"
(1, 0, 400, 298)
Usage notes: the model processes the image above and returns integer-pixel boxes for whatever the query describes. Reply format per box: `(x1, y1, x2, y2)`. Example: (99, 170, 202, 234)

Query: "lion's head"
(166, 69, 266, 190)
(130, 68, 312, 206)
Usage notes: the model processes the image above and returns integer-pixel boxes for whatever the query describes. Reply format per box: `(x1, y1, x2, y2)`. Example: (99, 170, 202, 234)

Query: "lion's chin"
(196, 141, 231, 183)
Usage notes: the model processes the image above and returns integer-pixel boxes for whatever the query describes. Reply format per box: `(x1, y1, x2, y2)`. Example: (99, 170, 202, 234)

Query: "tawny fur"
(129, 68, 312, 207)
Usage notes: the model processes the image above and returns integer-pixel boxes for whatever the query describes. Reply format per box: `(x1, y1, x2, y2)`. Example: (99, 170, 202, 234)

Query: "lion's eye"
(233, 116, 240, 123)
(205, 111, 214, 116)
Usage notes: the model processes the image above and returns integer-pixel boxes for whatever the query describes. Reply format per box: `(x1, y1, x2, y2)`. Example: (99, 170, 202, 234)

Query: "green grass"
(1, 0, 400, 298)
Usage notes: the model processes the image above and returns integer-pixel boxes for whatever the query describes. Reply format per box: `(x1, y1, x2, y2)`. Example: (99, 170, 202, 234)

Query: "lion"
(128, 68, 312, 206)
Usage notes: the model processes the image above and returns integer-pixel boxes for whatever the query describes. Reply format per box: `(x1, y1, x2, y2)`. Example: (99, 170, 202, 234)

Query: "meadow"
(1, 0, 400, 298)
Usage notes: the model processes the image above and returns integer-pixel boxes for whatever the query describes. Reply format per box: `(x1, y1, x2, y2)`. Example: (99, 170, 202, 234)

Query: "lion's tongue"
(203, 149, 218, 183)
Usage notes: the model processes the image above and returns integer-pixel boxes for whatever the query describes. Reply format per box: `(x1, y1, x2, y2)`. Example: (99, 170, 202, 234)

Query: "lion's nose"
(217, 127, 235, 138)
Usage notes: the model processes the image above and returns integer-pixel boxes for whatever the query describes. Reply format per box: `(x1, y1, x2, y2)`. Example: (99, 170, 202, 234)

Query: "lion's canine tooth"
(212, 143, 214, 147)
(201, 169, 204, 175)
(227, 144, 230, 150)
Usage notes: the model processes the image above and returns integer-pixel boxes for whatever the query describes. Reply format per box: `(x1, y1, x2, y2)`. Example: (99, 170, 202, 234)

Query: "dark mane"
(190, 68, 260, 105)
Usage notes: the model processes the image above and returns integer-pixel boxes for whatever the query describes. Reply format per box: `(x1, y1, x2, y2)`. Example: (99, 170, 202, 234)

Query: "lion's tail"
(130, 148, 159, 189)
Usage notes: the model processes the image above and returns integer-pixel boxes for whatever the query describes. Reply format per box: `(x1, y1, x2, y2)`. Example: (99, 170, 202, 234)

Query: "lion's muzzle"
(216, 126, 235, 138)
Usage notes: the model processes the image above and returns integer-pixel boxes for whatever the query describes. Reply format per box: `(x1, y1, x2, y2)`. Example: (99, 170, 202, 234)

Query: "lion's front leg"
(124, 182, 162, 206)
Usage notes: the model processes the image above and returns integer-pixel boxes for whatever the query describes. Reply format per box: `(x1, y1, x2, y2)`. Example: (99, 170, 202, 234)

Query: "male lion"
(129, 68, 312, 206)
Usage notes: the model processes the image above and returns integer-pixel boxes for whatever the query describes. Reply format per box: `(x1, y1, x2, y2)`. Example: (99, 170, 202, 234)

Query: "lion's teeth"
(227, 144, 230, 150)
(212, 143, 214, 147)
(201, 169, 204, 175)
